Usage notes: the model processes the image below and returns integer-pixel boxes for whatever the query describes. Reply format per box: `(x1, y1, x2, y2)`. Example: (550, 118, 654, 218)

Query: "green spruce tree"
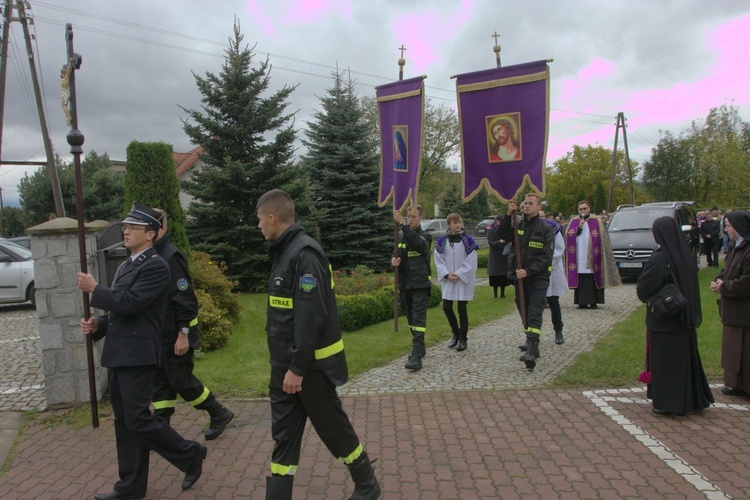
(180, 21, 304, 291)
(301, 70, 391, 271)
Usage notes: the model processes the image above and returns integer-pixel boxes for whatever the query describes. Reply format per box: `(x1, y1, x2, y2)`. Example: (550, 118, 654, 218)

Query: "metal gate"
(95, 223, 127, 286)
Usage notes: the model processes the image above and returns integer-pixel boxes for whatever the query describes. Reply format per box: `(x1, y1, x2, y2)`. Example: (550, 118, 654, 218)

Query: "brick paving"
(1, 276, 749, 498)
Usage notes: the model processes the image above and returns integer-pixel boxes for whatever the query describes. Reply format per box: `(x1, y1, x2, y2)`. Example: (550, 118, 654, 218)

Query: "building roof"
(173, 145, 204, 177)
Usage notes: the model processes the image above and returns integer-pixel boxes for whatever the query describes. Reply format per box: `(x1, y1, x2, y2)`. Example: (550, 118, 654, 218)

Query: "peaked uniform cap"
(122, 202, 162, 231)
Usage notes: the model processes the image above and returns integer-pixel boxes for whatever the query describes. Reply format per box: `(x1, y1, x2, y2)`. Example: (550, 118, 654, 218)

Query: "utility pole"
(0, 1, 66, 217)
(16, 0, 65, 217)
(608, 111, 634, 212)
(0, 0, 13, 163)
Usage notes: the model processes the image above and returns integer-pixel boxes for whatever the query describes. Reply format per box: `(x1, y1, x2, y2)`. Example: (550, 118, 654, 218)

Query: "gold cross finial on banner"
(491, 31, 500, 45)
(398, 45, 407, 59)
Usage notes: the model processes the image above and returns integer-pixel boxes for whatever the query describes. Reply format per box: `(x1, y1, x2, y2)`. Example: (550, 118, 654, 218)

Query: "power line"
(8, 25, 37, 120)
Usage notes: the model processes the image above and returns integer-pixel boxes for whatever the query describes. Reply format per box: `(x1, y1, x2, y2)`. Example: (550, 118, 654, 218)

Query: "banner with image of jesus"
(376, 76, 425, 211)
(456, 60, 549, 203)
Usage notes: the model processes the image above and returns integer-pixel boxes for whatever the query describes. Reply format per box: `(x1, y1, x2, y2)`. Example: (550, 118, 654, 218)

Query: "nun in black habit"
(636, 216, 714, 415)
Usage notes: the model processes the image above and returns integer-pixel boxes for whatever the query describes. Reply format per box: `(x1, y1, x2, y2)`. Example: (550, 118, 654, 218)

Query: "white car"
(0, 239, 35, 307)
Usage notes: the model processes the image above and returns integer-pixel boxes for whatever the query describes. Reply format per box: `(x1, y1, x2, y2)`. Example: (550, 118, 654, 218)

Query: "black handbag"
(646, 265, 687, 320)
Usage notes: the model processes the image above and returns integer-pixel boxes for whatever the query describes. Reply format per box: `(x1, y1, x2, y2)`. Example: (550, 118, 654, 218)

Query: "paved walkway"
(1, 280, 749, 498)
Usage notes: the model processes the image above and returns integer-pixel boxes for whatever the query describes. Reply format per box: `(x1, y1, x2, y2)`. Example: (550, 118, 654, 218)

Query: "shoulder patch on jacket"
(177, 278, 189, 291)
(299, 274, 317, 293)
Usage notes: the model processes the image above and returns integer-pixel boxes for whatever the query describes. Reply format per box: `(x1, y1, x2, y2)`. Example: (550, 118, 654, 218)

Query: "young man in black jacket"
(498, 193, 554, 370)
(151, 209, 234, 440)
(257, 189, 380, 500)
(392, 205, 433, 371)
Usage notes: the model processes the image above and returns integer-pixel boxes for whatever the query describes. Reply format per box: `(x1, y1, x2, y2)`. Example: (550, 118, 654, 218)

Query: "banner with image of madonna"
(376, 76, 425, 211)
(456, 60, 549, 203)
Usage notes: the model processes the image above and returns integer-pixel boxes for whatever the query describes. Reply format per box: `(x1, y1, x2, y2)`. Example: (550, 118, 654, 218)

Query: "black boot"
(555, 331, 565, 345)
(456, 330, 467, 351)
(347, 452, 381, 500)
(197, 394, 235, 440)
(265, 475, 293, 500)
(447, 332, 459, 349)
(518, 340, 541, 360)
(413, 331, 426, 358)
(405, 348, 422, 371)
(522, 338, 540, 370)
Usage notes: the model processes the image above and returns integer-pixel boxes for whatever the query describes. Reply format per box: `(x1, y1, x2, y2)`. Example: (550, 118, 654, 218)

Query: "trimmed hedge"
(477, 253, 488, 268)
(337, 284, 442, 332)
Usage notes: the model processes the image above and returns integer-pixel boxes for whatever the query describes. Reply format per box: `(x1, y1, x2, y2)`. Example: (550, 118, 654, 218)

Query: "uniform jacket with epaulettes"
(90, 246, 170, 367)
(266, 222, 347, 387)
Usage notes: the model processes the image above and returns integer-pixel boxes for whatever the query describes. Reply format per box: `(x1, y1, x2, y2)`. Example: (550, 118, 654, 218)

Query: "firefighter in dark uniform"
(78, 202, 207, 499)
(151, 208, 234, 440)
(392, 204, 433, 371)
(256, 189, 381, 500)
(498, 194, 554, 370)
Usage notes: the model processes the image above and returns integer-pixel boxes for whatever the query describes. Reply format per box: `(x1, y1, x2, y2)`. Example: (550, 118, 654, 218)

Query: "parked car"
(475, 217, 497, 236)
(420, 218, 448, 238)
(0, 238, 35, 307)
(8, 236, 30, 249)
(607, 201, 698, 278)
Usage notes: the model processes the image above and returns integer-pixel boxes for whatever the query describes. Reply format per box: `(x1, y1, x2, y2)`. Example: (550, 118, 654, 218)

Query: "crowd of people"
(75, 193, 749, 499)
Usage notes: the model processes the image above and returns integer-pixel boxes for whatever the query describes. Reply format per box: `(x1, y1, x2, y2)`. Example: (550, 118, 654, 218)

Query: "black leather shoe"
(518, 344, 527, 351)
(555, 332, 565, 345)
(722, 386, 746, 396)
(651, 407, 672, 416)
(94, 491, 144, 500)
(577, 305, 587, 309)
(590, 304, 598, 309)
(182, 444, 208, 490)
(447, 335, 459, 348)
(456, 340, 467, 351)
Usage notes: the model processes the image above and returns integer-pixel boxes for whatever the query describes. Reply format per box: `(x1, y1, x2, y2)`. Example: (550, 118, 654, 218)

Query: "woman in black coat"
(486, 215, 509, 298)
(636, 216, 713, 415)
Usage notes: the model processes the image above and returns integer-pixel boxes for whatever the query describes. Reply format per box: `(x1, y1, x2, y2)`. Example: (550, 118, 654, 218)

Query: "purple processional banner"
(455, 60, 550, 203)
(376, 76, 425, 211)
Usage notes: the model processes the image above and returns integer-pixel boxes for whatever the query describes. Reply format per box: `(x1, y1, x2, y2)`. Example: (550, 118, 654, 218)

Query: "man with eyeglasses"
(564, 200, 621, 309)
(78, 202, 207, 499)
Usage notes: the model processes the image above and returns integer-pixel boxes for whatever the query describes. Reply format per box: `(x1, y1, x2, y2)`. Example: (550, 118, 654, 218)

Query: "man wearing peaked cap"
(77, 201, 207, 499)
(122, 201, 163, 231)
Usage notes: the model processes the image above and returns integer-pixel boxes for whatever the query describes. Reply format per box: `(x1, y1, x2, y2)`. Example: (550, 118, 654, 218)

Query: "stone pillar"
(27, 217, 110, 408)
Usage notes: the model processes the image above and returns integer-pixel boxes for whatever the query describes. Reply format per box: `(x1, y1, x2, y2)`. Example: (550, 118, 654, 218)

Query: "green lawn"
(553, 266, 723, 388)
(194, 255, 724, 398)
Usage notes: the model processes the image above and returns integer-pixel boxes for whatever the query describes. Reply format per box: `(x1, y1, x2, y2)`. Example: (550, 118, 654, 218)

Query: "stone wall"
(27, 218, 110, 408)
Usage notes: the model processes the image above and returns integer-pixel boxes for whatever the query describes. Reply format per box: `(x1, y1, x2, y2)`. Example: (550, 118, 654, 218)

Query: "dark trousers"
(108, 366, 201, 496)
(705, 239, 721, 266)
(400, 288, 430, 334)
(269, 368, 361, 474)
(153, 345, 208, 417)
(547, 295, 563, 334)
(514, 279, 549, 337)
(442, 299, 468, 340)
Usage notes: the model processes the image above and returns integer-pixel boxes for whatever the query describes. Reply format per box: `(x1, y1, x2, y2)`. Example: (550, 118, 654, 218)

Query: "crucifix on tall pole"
(63, 23, 98, 428)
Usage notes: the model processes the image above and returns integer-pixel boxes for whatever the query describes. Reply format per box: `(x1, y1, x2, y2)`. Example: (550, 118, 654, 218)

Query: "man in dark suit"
(78, 202, 207, 500)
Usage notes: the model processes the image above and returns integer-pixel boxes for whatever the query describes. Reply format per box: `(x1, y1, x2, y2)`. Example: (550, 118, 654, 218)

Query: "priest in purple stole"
(565, 200, 621, 308)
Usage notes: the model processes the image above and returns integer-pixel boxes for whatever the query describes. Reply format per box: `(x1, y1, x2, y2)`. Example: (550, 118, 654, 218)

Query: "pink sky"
(547, 14, 750, 163)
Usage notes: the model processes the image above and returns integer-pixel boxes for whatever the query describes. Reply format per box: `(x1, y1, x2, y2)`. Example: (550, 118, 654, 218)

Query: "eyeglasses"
(121, 224, 149, 232)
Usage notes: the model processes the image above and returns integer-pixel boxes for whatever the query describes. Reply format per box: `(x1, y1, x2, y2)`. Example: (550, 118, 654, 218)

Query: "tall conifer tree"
(302, 70, 391, 271)
(180, 21, 303, 291)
